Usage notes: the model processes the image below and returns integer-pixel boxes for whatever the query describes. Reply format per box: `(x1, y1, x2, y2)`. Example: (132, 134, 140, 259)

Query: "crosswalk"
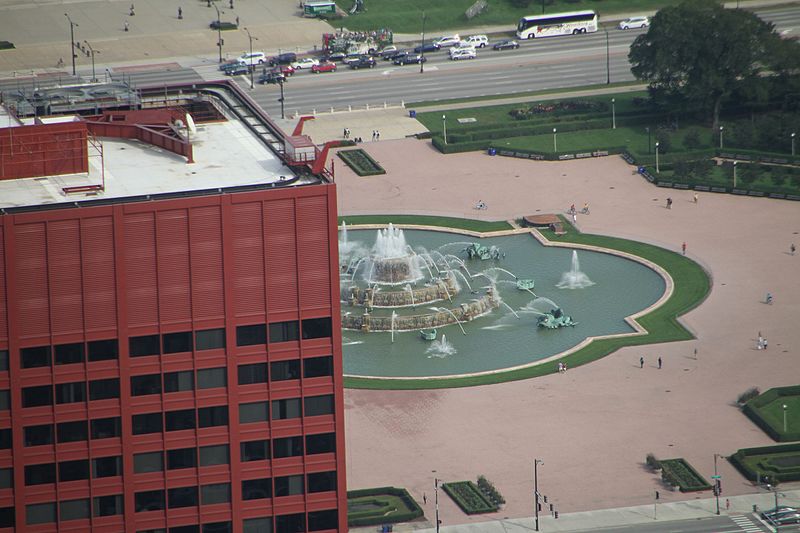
(731, 514, 774, 533)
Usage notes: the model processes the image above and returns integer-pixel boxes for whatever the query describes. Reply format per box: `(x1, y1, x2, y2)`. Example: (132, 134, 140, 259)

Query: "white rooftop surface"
(0, 117, 314, 210)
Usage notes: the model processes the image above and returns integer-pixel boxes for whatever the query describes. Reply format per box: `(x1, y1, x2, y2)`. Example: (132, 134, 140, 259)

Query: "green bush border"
(742, 385, 800, 442)
(660, 458, 712, 492)
(338, 149, 386, 176)
(442, 481, 498, 514)
(347, 486, 423, 527)
(342, 215, 710, 389)
(729, 442, 800, 484)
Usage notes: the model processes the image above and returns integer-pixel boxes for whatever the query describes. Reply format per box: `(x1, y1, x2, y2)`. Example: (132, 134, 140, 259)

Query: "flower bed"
(442, 481, 498, 514)
(338, 149, 386, 176)
(729, 442, 800, 483)
(660, 458, 712, 492)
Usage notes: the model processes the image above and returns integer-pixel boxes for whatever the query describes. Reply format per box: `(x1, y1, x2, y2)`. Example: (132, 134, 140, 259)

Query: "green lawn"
(759, 396, 800, 434)
(343, 215, 711, 390)
(339, 214, 513, 232)
(730, 442, 800, 484)
(347, 487, 423, 527)
(333, 0, 684, 33)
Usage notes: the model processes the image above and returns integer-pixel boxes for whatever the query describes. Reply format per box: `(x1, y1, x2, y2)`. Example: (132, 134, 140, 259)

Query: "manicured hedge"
(442, 481, 498, 514)
(729, 442, 800, 483)
(742, 385, 800, 442)
(347, 486, 423, 527)
(660, 458, 712, 492)
(338, 149, 386, 176)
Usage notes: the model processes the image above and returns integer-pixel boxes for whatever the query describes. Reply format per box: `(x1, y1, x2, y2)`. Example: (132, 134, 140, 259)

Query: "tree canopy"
(628, 0, 792, 130)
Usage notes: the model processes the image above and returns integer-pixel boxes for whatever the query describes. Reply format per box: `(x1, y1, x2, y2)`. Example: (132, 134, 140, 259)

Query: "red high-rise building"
(0, 89, 346, 533)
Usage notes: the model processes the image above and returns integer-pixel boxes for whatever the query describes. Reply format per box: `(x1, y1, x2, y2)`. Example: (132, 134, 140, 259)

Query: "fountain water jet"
(557, 250, 595, 289)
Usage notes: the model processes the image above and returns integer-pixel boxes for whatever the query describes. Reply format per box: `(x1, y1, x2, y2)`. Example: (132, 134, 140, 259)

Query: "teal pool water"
(341, 230, 665, 378)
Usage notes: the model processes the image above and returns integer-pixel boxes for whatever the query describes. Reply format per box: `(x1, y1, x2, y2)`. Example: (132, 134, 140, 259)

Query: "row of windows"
(19, 417, 120, 447)
(22, 378, 120, 407)
(25, 456, 122, 485)
(23, 494, 124, 525)
(12, 317, 332, 369)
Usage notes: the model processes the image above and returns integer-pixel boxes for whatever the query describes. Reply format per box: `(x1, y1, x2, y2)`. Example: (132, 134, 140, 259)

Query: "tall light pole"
(213, 4, 223, 63)
(420, 11, 427, 74)
(65, 13, 78, 76)
(713, 454, 721, 515)
(784, 404, 788, 433)
(434, 474, 440, 533)
(553, 128, 557, 153)
(719, 125, 724, 149)
(278, 77, 285, 119)
(655, 141, 660, 173)
(243, 27, 258, 89)
(83, 40, 98, 82)
(792, 132, 796, 156)
(442, 115, 447, 145)
(534, 460, 541, 531)
(611, 98, 616, 129)
(733, 160, 737, 188)
(605, 28, 610, 85)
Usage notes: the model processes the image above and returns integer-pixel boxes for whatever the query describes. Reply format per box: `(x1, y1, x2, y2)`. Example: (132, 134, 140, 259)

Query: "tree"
(629, 0, 783, 132)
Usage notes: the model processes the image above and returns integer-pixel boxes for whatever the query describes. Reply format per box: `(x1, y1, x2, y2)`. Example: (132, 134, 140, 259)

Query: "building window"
(54, 343, 84, 365)
(236, 324, 266, 346)
(0, 350, 7, 371)
(0, 467, 12, 489)
(268, 321, 299, 343)
(203, 522, 232, 533)
(302, 317, 332, 340)
(198, 406, 228, 428)
(308, 471, 337, 493)
(24, 424, 53, 446)
(0, 507, 13, 528)
(243, 518, 273, 533)
(164, 370, 194, 393)
(91, 416, 121, 439)
(25, 462, 56, 485)
(165, 409, 196, 431)
(93, 494, 123, 517)
(306, 432, 336, 455)
(242, 478, 272, 500)
(87, 339, 118, 362)
(22, 384, 53, 407)
(273, 436, 303, 459)
(275, 514, 304, 532)
(56, 381, 86, 404)
(308, 509, 338, 531)
(304, 355, 333, 378)
(241, 439, 270, 462)
(239, 401, 268, 424)
(0, 390, 8, 411)
(168, 486, 199, 508)
(131, 373, 162, 396)
(238, 362, 268, 385)
(163, 331, 193, 354)
(130, 334, 160, 357)
(201, 482, 231, 505)
(0, 429, 10, 449)
(197, 367, 227, 389)
(196, 328, 225, 350)
(274, 474, 304, 497)
(57, 420, 88, 443)
(21, 346, 51, 368)
(135, 490, 165, 512)
(270, 359, 300, 381)
(167, 448, 197, 470)
(59, 459, 90, 482)
(199, 444, 229, 466)
(304, 394, 334, 417)
(170, 527, 199, 533)
(271, 398, 301, 420)
(134, 451, 164, 473)
(60, 498, 90, 521)
(26, 502, 56, 525)
(89, 378, 120, 400)
(92, 456, 122, 478)
(133, 413, 163, 435)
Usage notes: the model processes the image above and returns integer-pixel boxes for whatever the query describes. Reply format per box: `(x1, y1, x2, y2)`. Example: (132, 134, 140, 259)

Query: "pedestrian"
(582, 202, 589, 214)
(57, 57, 64, 67)
(423, 492, 427, 505)
(129, 3, 135, 16)
(763, 337, 768, 350)
(693, 348, 697, 360)
(757, 333, 764, 350)
(725, 498, 730, 511)
(178, 6, 183, 19)
(230, 0, 234, 8)
(235, 15, 239, 26)
(557, 362, 563, 373)
(563, 362, 568, 372)
(658, 356, 662, 369)
(569, 203, 576, 215)
(682, 242, 686, 255)
(124, 19, 129, 31)
(791, 243, 796, 256)
(207, 0, 211, 6)
(693, 192, 698, 204)
(666, 197, 672, 209)
(376, 130, 380, 141)
(639, 356, 644, 369)
(766, 292, 773, 305)
(572, 212, 577, 225)
(371, 130, 376, 141)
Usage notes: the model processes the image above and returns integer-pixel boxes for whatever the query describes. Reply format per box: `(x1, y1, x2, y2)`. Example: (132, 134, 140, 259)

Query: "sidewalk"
(351, 488, 800, 532)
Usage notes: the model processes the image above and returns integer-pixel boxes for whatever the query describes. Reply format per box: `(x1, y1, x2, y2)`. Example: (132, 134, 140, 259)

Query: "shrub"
(442, 481, 498, 514)
(477, 475, 506, 505)
(646, 453, 661, 471)
(655, 130, 672, 153)
(683, 129, 702, 150)
(738, 386, 760, 405)
(347, 487, 423, 527)
(660, 458, 712, 492)
(338, 149, 386, 176)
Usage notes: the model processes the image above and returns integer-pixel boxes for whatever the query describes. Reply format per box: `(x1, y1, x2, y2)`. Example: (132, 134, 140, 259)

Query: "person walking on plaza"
(791, 243, 796, 255)
(640, 356, 644, 369)
(129, 3, 135, 16)
(682, 242, 686, 255)
(658, 356, 662, 369)
(666, 197, 673, 209)
(178, 6, 183, 19)
(582, 202, 589, 214)
(376, 130, 380, 141)
(693, 192, 698, 204)
(124, 19, 129, 31)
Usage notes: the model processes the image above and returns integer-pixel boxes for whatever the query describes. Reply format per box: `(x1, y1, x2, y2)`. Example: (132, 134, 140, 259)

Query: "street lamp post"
(553, 128, 557, 153)
(442, 115, 447, 145)
(655, 141, 660, 173)
(278, 77, 286, 119)
(719, 125, 724, 149)
(713, 454, 721, 515)
(733, 160, 737, 188)
(434, 475, 441, 533)
(213, 4, 224, 63)
(784, 404, 788, 433)
(83, 41, 98, 82)
(420, 11, 426, 74)
(605, 28, 610, 85)
(243, 27, 258, 89)
(534, 459, 544, 531)
(65, 13, 78, 76)
(792, 132, 796, 157)
(612, 98, 616, 129)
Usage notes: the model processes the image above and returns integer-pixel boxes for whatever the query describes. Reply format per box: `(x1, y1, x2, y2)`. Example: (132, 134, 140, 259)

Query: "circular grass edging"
(340, 215, 711, 390)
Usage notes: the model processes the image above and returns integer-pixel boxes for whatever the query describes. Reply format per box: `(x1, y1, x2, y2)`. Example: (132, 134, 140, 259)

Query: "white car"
(449, 48, 476, 60)
(464, 34, 489, 48)
(290, 57, 320, 70)
(433, 34, 460, 48)
(238, 52, 267, 66)
(619, 16, 650, 30)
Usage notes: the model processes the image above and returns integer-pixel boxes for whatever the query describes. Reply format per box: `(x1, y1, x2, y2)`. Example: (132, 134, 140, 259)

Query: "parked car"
(343, 54, 366, 65)
(493, 39, 520, 50)
(238, 52, 267, 67)
(258, 70, 286, 84)
(290, 57, 320, 70)
(349, 56, 376, 69)
(449, 48, 476, 60)
(761, 506, 797, 520)
(433, 34, 460, 48)
(223, 62, 250, 76)
(219, 59, 243, 71)
(413, 42, 439, 53)
(269, 52, 297, 66)
(763, 508, 800, 521)
(464, 34, 489, 48)
(311, 61, 337, 73)
(324, 51, 347, 62)
(394, 53, 426, 65)
(771, 514, 800, 526)
(618, 16, 650, 30)
(209, 20, 238, 30)
(382, 48, 407, 61)
(379, 45, 398, 58)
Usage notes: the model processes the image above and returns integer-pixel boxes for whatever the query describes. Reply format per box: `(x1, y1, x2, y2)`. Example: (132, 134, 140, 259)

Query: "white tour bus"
(516, 10, 598, 39)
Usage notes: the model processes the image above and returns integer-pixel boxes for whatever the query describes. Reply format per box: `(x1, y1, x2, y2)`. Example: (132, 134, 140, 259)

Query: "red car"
(311, 61, 337, 74)
(277, 64, 295, 76)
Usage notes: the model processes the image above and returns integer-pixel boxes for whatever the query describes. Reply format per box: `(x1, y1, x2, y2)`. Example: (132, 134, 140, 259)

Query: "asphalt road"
(595, 513, 775, 533)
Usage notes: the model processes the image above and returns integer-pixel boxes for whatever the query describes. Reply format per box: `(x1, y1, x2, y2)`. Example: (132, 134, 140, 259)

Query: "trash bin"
(488, 147, 497, 156)
(409, 110, 416, 118)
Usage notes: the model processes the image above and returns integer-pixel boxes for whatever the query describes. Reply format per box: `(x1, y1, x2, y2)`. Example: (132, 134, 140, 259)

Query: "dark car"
(221, 61, 250, 76)
(382, 48, 407, 60)
(349, 56, 376, 69)
(413, 42, 439, 54)
(209, 20, 238, 31)
(324, 51, 347, 62)
(394, 53, 426, 65)
(258, 70, 286, 84)
(269, 52, 297, 66)
(493, 39, 520, 50)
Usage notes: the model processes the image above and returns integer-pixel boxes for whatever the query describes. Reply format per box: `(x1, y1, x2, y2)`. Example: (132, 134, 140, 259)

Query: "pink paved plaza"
(336, 138, 800, 527)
